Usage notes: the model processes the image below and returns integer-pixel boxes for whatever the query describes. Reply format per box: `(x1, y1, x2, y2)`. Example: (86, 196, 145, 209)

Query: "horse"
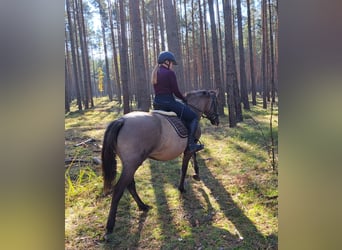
(101, 89, 220, 238)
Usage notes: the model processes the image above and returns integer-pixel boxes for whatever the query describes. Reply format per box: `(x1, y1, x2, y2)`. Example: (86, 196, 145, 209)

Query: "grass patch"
(65, 98, 278, 249)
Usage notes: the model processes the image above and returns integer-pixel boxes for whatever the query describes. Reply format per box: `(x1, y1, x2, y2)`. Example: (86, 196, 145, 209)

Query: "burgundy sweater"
(153, 66, 186, 102)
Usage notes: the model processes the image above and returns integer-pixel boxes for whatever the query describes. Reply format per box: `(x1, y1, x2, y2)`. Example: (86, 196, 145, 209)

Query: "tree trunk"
(208, 0, 224, 115)
(183, 0, 189, 89)
(65, 27, 71, 113)
(72, 0, 85, 108)
(191, 0, 198, 90)
(76, 0, 90, 109)
(223, 0, 237, 127)
(268, 0, 276, 103)
(247, 0, 257, 105)
(236, 0, 250, 110)
(203, 0, 212, 89)
(199, 0, 210, 89)
(158, 0, 166, 51)
(66, 0, 82, 111)
(107, 0, 122, 104)
(119, 0, 130, 114)
(141, 0, 151, 93)
(216, 0, 225, 90)
(129, 0, 150, 111)
(97, 0, 113, 102)
(153, 0, 161, 56)
(163, 0, 185, 90)
(65, 56, 70, 113)
(262, 0, 267, 109)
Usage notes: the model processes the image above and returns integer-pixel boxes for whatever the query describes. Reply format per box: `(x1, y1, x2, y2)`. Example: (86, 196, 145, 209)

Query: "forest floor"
(65, 97, 278, 249)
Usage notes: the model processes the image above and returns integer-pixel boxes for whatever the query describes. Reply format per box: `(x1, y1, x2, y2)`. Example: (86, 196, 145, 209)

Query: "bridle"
(187, 93, 219, 124)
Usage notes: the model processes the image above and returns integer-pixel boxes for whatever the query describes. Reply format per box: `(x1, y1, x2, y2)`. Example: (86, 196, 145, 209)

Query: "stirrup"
(188, 143, 204, 153)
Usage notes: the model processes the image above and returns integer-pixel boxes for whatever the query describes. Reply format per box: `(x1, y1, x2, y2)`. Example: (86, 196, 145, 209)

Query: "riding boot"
(187, 119, 204, 153)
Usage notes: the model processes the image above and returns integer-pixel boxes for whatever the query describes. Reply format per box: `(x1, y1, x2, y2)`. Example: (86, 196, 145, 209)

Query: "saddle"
(151, 110, 188, 138)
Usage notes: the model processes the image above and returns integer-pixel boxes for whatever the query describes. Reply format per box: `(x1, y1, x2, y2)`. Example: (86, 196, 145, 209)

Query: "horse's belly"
(149, 140, 187, 161)
(149, 143, 187, 160)
(148, 119, 188, 161)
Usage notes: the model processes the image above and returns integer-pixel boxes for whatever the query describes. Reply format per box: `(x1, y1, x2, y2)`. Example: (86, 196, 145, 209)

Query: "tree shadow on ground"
(94, 152, 277, 249)
(178, 177, 244, 249)
(148, 159, 238, 249)
(194, 154, 278, 249)
(148, 160, 183, 248)
(99, 192, 137, 249)
(147, 156, 272, 249)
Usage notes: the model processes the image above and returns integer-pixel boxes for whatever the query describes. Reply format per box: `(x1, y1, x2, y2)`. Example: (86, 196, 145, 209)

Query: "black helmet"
(158, 51, 178, 65)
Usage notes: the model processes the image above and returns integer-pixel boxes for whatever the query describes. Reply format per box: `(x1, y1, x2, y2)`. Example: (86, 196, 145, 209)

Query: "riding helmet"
(158, 51, 178, 65)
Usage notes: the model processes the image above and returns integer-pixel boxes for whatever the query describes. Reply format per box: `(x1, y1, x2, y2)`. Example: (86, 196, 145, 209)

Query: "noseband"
(203, 94, 219, 122)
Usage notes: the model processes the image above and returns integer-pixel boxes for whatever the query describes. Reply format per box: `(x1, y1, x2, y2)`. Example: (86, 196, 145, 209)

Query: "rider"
(151, 51, 204, 153)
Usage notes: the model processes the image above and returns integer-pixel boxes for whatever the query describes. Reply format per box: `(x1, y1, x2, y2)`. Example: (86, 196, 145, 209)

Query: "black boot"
(187, 119, 204, 153)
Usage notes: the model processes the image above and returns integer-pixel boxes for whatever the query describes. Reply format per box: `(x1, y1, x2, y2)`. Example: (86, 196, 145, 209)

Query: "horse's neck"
(188, 100, 204, 118)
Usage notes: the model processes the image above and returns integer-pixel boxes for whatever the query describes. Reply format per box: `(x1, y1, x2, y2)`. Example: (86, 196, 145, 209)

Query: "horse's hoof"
(193, 175, 201, 181)
(139, 204, 151, 212)
(103, 232, 112, 242)
(102, 189, 113, 197)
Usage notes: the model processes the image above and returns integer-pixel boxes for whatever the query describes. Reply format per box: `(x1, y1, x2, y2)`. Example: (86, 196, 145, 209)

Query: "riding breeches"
(153, 94, 197, 124)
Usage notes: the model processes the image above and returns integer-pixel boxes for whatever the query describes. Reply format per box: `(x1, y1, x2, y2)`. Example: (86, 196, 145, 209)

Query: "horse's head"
(205, 89, 220, 126)
(186, 89, 220, 126)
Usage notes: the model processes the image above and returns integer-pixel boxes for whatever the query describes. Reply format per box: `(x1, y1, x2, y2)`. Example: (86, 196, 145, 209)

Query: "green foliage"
(65, 97, 278, 249)
(97, 67, 104, 93)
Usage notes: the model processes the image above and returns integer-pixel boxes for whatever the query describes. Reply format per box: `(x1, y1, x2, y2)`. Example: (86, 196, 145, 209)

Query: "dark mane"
(185, 90, 209, 99)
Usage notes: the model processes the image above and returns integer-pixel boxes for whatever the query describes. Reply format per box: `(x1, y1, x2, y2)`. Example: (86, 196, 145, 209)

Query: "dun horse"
(101, 89, 219, 237)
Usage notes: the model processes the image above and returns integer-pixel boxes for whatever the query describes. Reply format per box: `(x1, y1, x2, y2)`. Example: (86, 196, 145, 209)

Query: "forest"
(65, 0, 278, 248)
(65, 0, 278, 128)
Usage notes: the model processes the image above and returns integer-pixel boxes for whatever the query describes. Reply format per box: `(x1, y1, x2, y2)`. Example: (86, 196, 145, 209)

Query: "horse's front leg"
(178, 152, 192, 193)
(192, 152, 201, 181)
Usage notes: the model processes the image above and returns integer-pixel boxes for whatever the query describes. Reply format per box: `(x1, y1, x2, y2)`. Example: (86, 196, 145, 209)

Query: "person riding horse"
(151, 51, 204, 154)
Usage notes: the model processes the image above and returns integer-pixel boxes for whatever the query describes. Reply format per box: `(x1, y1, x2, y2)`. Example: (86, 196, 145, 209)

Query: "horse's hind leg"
(127, 178, 150, 211)
(192, 152, 201, 181)
(105, 170, 134, 237)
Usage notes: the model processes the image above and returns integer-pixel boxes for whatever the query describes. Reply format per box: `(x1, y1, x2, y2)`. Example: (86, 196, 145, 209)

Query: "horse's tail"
(101, 118, 125, 195)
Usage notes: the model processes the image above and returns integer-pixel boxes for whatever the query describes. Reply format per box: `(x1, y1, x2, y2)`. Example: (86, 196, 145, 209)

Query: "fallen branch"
(74, 138, 96, 147)
(92, 157, 102, 165)
(266, 195, 278, 200)
(65, 157, 102, 166)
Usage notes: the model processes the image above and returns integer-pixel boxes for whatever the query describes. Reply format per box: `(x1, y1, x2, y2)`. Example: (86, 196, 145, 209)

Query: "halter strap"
(187, 94, 218, 121)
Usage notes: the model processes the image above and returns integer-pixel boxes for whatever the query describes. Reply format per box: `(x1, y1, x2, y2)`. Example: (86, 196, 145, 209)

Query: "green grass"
(65, 97, 278, 249)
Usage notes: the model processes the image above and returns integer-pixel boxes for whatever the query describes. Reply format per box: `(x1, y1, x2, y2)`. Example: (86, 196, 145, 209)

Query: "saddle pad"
(164, 115, 188, 138)
(151, 110, 177, 116)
